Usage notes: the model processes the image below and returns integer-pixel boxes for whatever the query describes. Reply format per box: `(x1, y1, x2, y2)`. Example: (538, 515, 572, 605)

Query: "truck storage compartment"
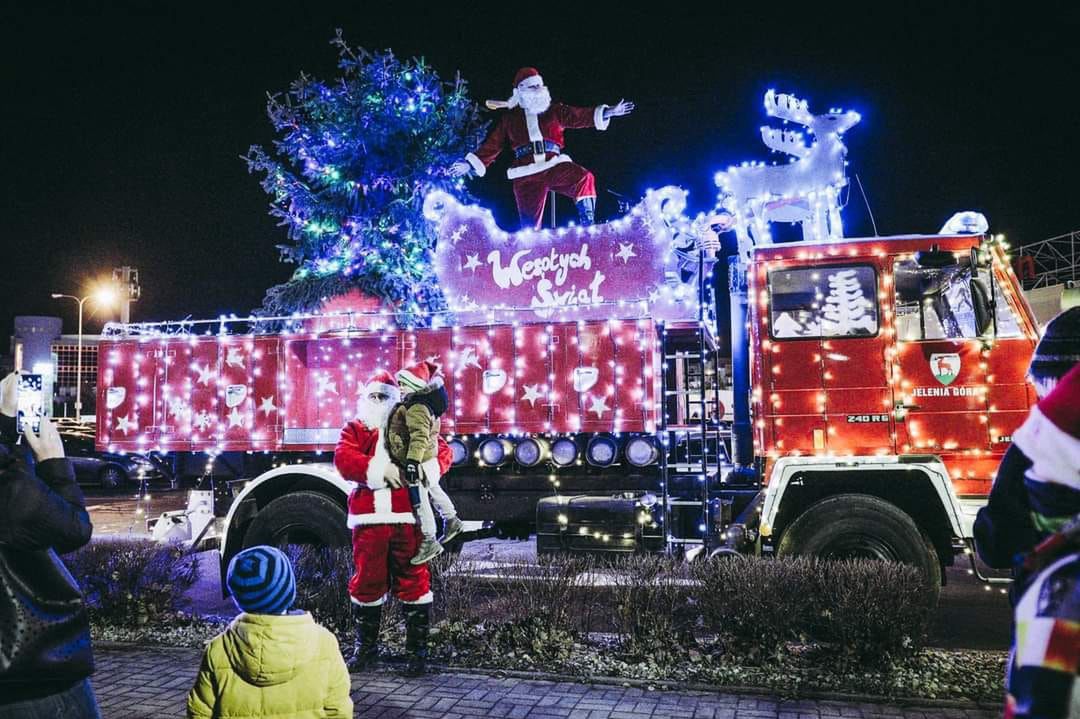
(536, 494, 664, 556)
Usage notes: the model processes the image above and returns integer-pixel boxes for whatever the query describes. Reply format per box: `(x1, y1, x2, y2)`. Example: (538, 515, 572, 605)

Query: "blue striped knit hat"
(226, 546, 296, 615)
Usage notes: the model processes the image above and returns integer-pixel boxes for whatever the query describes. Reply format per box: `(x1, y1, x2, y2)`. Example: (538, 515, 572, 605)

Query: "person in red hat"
(334, 368, 453, 676)
(449, 67, 634, 230)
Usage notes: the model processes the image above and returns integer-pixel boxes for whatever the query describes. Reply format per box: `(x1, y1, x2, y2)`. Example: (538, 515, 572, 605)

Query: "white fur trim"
(350, 595, 387, 606)
(506, 154, 573, 180)
(1013, 407, 1080, 490)
(347, 511, 418, 527)
(366, 442, 389, 486)
(594, 105, 610, 131)
(401, 591, 434, 605)
(365, 382, 399, 401)
(525, 111, 544, 143)
(465, 152, 486, 178)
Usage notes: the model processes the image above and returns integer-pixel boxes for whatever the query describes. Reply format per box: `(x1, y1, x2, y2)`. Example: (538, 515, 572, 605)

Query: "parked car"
(58, 427, 171, 490)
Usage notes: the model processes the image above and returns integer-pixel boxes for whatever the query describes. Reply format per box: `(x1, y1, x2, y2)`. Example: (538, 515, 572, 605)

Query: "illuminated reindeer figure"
(716, 90, 861, 254)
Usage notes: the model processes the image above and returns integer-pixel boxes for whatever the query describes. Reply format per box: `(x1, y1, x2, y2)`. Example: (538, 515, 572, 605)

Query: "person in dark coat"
(0, 373, 99, 719)
(975, 306, 1080, 577)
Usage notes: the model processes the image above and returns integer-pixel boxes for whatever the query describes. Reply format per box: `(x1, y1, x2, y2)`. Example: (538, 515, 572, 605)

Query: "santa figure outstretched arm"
(554, 99, 635, 132)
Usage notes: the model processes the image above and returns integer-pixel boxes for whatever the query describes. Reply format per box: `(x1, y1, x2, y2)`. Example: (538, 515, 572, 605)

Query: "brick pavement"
(91, 646, 999, 719)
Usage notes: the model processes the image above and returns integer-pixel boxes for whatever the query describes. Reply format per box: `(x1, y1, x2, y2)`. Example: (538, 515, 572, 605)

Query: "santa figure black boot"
(346, 603, 382, 671)
(403, 604, 431, 676)
(576, 197, 596, 226)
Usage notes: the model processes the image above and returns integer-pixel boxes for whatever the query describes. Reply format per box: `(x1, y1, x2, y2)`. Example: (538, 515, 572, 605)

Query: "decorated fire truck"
(96, 91, 1039, 596)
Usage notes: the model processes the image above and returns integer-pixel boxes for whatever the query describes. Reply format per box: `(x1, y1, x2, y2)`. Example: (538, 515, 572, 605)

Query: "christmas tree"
(821, 269, 875, 336)
(244, 31, 486, 325)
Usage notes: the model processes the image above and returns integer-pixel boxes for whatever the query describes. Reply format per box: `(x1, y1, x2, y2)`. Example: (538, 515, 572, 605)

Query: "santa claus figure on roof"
(334, 369, 453, 676)
(450, 67, 634, 230)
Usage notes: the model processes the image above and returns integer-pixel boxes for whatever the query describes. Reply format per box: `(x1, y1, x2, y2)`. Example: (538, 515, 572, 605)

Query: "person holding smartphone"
(0, 372, 100, 719)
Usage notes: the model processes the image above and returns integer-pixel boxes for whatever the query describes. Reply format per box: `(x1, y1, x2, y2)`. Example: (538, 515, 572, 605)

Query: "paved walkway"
(92, 645, 998, 719)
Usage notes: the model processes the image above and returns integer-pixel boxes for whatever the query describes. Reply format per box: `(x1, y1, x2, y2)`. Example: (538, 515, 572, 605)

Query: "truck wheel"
(776, 493, 941, 600)
(243, 491, 350, 549)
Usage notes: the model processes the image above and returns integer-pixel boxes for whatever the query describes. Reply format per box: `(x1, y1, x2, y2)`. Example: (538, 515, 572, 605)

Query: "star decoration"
(225, 348, 244, 369)
(521, 384, 543, 407)
(195, 363, 214, 386)
(450, 225, 466, 243)
(462, 253, 482, 272)
(588, 395, 610, 419)
(459, 346, 482, 369)
(227, 406, 244, 428)
(615, 242, 637, 263)
(317, 375, 339, 396)
(647, 286, 661, 304)
(115, 414, 136, 435)
(193, 411, 212, 431)
(259, 395, 277, 417)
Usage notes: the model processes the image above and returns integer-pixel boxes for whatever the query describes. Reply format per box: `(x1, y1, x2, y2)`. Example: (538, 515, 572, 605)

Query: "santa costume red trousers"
(513, 162, 596, 229)
(348, 523, 432, 605)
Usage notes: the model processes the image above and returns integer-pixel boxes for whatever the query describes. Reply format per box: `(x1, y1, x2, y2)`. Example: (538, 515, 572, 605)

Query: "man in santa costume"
(450, 67, 634, 230)
(334, 369, 453, 676)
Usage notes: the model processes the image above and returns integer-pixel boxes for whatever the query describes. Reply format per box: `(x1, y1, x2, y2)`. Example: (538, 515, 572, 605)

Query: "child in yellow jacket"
(186, 546, 353, 719)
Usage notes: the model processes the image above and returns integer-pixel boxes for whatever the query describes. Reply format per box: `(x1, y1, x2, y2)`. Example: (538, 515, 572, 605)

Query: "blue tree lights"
(244, 31, 487, 324)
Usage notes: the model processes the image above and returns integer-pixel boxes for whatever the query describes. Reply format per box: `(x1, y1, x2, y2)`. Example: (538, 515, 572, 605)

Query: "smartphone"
(16, 373, 44, 434)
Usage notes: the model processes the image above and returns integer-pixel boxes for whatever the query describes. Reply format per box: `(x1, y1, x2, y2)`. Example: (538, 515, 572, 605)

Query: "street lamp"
(51, 286, 118, 422)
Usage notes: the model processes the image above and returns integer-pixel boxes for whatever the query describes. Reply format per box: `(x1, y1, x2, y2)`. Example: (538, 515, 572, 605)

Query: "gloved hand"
(23, 419, 65, 462)
(404, 460, 421, 487)
(448, 161, 472, 177)
(0, 373, 17, 418)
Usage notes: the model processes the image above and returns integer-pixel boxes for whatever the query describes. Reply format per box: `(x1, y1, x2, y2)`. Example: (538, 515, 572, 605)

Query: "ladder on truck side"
(657, 314, 731, 558)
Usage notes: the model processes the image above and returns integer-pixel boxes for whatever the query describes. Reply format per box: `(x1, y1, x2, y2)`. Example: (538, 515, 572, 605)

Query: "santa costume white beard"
(357, 397, 394, 431)
(518, 86, 552, 115)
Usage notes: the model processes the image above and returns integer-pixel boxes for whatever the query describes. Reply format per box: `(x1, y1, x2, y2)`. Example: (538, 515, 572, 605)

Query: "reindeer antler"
(760, 127, 811, 158)
(763, 89, 813, 126)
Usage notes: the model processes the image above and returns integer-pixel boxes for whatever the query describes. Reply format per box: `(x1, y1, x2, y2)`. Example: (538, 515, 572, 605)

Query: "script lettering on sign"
(424, 188, 713, 323)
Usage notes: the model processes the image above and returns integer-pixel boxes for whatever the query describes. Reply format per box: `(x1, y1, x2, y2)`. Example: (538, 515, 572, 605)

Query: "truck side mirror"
(970, 277, 993, 336)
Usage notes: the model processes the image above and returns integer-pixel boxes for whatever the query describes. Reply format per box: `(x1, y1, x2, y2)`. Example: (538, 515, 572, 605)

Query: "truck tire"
(776, 493, 941, 600)
(243, 491, 350, 550)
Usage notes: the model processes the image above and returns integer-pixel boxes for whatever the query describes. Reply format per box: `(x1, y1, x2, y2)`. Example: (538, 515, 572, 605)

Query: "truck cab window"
(768, 265, 878, 339)
(893, 258, 1022, 340)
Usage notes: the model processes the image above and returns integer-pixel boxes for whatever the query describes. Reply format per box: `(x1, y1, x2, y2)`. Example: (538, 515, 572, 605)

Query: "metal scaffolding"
(1020, 230, 1080, 290)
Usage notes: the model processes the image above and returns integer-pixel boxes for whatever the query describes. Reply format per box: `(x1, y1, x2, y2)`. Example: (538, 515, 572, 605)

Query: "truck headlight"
(625, 437, 659, 466)
(448, 438, 469, 466)
(586, 436, 618, 467)
(551, 438, 578, 467)
(514, 438, 548, 467)
(478, 438, 511, 466)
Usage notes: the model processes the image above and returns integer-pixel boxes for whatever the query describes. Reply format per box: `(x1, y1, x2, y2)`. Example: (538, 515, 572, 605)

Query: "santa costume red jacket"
(335, 419, 453, 605)
(464, 102, 610, 182)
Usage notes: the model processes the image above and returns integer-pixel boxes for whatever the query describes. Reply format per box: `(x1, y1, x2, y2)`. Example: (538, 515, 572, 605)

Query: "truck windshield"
(768, 265, 879, 339)
(893, 258, 1022, 341)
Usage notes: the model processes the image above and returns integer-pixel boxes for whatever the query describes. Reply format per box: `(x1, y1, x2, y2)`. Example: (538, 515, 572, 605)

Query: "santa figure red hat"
(450, 67, 634, 230)
(485, 67, 543, 110)
(365, 368, 400, 402)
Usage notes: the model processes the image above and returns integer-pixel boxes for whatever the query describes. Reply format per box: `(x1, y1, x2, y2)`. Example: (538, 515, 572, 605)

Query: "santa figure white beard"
(357, 397, 394, 432)
(518, 86, 552, 114)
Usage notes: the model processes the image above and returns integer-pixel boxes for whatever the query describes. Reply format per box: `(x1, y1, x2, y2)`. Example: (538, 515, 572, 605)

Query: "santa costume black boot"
(576, 197, 596, 226)
(346, 603, 382, 671)
(403, 604, 431, 676)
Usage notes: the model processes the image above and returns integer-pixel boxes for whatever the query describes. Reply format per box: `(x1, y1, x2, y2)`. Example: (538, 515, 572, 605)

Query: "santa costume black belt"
(514, 140, 562, 159)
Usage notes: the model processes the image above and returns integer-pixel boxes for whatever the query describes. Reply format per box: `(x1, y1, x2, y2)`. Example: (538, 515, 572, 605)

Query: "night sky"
(3, 2, 1078, 341)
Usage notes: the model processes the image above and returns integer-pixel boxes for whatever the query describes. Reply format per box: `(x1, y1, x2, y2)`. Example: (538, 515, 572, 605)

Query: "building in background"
(9, 316, 102, 419)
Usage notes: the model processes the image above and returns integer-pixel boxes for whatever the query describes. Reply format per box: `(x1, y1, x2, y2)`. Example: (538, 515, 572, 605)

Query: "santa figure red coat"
(463, 67, 611, 230)
(335, 379, 453, 606)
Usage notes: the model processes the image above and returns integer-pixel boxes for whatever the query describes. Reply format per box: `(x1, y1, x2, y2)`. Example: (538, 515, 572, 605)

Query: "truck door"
(890, 254, 993, 472)
(766, 263, 889, 455)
